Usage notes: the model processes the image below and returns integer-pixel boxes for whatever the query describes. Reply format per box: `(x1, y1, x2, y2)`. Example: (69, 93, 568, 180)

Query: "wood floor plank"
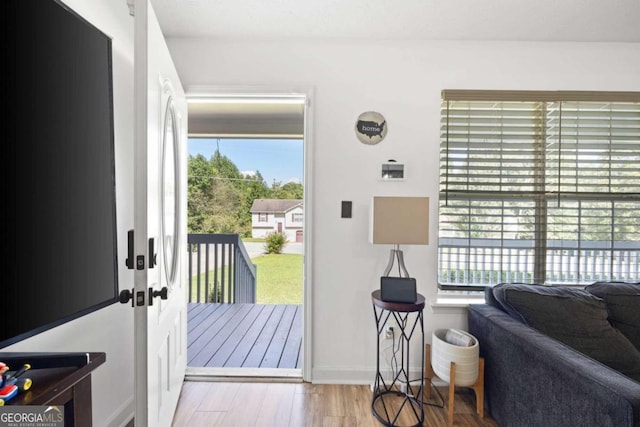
(196, 382, 241, 412)
(185, 411, 225, 427)
(322, 416, 359, 427)
(254, 383, 296, 427)
(173, 382, 498, 427)
(289, 386, 324, 426)
(170, 381, 212, 426)
(372, 392, 423, 426)
(218, 383, 271, 427)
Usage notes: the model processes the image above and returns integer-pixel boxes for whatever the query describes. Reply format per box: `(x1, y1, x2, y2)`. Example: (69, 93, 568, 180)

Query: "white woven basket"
(431, 329, 479, 387)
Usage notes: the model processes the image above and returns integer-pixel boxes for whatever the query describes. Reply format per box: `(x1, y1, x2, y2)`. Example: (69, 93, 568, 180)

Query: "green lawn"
(254, 254, 302, 304)
(189, 253, 302, 305)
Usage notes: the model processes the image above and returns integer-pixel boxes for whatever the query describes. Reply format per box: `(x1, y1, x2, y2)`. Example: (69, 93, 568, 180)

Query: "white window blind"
(439, 91, 640, 288)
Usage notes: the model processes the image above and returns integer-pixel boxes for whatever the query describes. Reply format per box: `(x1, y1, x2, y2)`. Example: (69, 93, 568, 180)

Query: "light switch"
(341, 201, 352, 218)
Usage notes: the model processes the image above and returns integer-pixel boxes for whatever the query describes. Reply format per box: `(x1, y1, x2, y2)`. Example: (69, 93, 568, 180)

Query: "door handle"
(148, 287, 168, 306)
(125, 231, 156, 270)
(125, 230, 134, 269)
(119, 288, 134, 307)
(149, 237, 157, 268)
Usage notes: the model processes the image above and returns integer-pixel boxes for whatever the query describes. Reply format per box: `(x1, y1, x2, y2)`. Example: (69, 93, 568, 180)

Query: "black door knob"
(148, 287, 168, 305)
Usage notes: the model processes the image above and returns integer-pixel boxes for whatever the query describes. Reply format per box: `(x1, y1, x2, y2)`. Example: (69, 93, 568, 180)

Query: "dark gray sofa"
(469, 299, 640, 427)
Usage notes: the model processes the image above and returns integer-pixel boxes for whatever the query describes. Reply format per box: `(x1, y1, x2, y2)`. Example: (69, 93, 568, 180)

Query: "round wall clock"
(355, 111, 387, 145)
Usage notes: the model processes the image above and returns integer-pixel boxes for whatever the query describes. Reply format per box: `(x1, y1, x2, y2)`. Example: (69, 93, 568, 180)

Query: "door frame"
(185, 85, 314, 382)
(133, 0, 188, 424)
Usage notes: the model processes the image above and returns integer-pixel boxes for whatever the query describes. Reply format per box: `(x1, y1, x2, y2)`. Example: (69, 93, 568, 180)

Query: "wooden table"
(3, 352, 106, 427)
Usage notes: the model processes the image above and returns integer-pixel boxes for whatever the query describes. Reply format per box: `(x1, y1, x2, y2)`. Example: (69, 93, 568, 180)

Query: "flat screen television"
(0, 0, 118, 347)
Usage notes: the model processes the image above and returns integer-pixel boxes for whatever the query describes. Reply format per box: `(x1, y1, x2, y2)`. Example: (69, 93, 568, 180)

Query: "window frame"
(438, 90, 640, 291)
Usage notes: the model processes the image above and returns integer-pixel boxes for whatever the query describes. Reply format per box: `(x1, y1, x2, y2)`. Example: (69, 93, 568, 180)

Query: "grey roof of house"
(250, 199, 303, 213)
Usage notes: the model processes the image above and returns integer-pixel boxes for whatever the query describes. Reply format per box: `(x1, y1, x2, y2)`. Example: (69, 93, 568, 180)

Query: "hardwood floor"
(171, 381, 498, 426)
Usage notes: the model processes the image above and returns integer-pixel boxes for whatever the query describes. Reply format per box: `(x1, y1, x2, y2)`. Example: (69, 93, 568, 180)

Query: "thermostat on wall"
(380, 161, 405, 181)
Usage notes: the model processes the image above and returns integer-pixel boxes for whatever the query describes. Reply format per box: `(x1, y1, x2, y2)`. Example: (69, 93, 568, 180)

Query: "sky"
(188, 138, 303, 185)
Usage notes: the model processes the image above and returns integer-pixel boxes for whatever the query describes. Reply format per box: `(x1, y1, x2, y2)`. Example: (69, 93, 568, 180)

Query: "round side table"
(371, 290, 425, 427)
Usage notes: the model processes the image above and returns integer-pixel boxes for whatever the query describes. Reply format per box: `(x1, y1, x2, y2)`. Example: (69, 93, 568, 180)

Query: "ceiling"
(151, 0, 640, 43)
(151, 0, 640, 139)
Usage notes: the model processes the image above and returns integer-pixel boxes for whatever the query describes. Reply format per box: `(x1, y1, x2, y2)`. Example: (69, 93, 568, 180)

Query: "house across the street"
(250, 199, 303, 242)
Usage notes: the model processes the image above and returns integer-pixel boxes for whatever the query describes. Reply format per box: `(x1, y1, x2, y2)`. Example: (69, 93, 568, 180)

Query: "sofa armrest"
(469, 304, 640, 427)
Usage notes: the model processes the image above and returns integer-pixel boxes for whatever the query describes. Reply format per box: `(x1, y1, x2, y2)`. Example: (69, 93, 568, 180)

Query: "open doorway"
(183, 92, 310, 379)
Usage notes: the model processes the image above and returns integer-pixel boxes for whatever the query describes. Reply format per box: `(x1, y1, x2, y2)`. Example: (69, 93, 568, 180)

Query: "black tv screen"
(0, 0, 118, 347)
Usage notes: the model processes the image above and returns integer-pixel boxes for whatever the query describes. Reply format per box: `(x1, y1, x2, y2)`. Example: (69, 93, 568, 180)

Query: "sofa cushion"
(493, 283, 640, 383)
(484, 286, 505, 311)
(585, 282, 640, 351)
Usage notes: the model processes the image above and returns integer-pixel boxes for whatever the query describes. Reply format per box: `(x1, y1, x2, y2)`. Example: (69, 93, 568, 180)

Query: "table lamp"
(370, 196, 429, 302)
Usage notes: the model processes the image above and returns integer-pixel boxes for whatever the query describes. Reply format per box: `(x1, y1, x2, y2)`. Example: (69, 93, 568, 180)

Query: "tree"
(187, 152, 240, 233)
(268, 180, 303, 199)
(187, 150, 303, 237)
(238, 170, 269, 236)
(187, 154, 215, 232)
(211, 150, 242, 183)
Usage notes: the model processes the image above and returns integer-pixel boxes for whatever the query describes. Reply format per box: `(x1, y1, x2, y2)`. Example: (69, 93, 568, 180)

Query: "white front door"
(134, 1, 187, 425)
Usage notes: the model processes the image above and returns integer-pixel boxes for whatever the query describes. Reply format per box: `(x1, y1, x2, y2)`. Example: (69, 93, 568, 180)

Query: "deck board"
(187, 303, 220, 332)
(279, 305, 302, 369)
(189, 304, 254, 366)
(187, 303, 302, 369)
(223, 305, 277, 368)
(242, 305, 286, 368)
(261, 305, 298, 368)
(205, 304, 266, 367)
(187, 304, 231, 342)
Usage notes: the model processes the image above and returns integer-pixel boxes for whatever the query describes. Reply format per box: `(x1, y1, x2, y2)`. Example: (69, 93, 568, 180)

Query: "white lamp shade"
(370, 196, 429, 245)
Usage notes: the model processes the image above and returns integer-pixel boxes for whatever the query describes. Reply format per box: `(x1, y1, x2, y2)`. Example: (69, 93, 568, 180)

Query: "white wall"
(165, 38, 640, 383)
(5, 1, 135, 425)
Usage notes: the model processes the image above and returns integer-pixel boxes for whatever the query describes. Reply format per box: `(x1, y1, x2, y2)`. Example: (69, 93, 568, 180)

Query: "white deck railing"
(439, 238, 640, 286)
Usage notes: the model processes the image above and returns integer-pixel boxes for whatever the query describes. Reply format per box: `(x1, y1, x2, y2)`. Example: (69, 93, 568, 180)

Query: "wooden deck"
(187, 303, 302, 369)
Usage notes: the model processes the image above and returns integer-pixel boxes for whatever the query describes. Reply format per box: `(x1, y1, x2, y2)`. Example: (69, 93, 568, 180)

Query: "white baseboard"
(311, 367, 373, 384)
(104, 395, 134, 427)
(311, 366, 444, 386)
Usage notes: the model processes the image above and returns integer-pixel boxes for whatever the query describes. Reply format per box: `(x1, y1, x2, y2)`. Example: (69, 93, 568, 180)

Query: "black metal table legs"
(372, 303, 425, 427)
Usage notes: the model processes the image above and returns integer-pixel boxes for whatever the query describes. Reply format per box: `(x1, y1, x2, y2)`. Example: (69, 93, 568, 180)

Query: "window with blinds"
(439, 91, 640, 289)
